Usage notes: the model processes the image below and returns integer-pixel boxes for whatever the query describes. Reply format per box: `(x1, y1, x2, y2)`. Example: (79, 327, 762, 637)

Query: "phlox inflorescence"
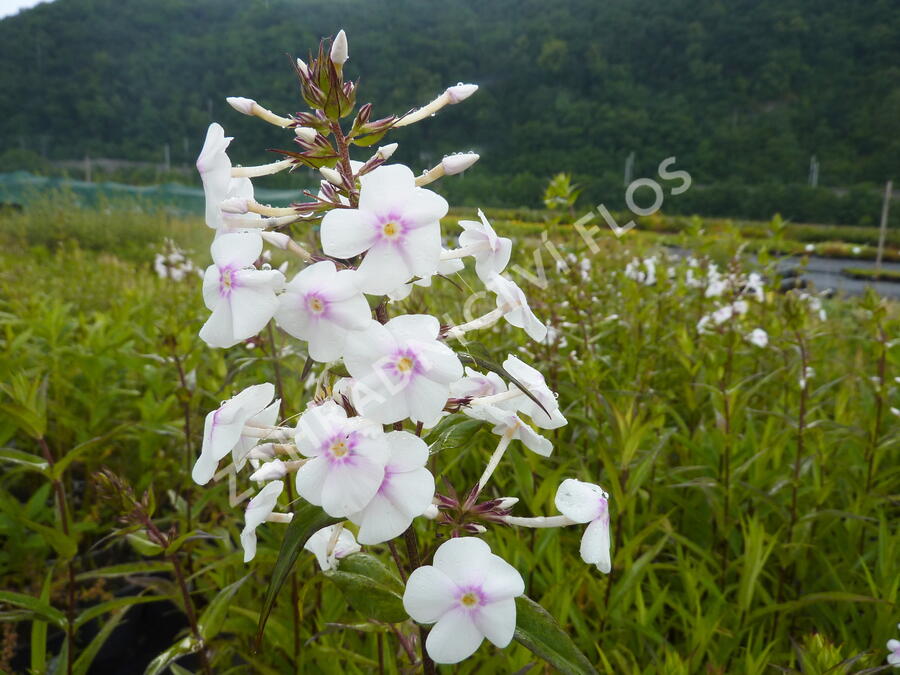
(188, 29, 608, 667)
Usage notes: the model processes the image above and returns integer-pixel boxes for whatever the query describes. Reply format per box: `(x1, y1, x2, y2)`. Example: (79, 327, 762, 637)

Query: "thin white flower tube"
(394, 83, 478, 128)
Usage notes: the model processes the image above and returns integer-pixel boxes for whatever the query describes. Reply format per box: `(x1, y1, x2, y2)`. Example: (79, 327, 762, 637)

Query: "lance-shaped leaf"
(324, 553, 407, 623)
(254, 504, 338, 649)
(513, 595, 597, 675)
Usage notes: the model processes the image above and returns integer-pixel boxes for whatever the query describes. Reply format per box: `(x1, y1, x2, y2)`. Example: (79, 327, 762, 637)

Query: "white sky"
(0, 0, 51, 19)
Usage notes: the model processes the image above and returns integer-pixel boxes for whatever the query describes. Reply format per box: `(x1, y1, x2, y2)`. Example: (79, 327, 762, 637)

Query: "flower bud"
(249, 443, 277, 460)
(249, 459, 287, 482)
(319, 166, 343, 186)
(296, 58, 309, 78)
(464, 523, 487, 534)
(220, 197, 250, 214)
(226, 96, 256, 115)
(422, 503, 440, 520)
(441, 152, 479, 175)
(377, 143, 398, 161)
(330, 29, 349, 66)
(294, 126, 317, 143)
(496, 497, 519, 511)
(446, 83, 478, 104)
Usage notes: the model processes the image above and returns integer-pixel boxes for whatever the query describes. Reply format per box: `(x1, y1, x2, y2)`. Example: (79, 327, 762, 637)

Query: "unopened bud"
(446, 83, 478, 104)
(249, 443, 277, 460)
(260, 230, 291, 249)
(330, 29, 349, 66)
(249, 459, 287, 482)
(296, 58, 309, 77)
(422, 504, 440, 520)
(441, 152, 479, 175)
(377, 143, 398, 161)
(496, 497, 519, 511)
(226, 96, 256, 115)
(319, 166, 344, 186)
(220, 197, 250, 214)
(465, 523, 487, 534)
(294, 126, 317, 143)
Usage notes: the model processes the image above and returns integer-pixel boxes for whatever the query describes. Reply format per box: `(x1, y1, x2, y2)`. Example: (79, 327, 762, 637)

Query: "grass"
(842, 267, 900, 282)
(0, 201, 898, 673)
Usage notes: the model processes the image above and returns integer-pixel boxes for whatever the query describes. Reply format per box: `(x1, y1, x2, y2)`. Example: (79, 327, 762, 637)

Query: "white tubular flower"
(468, 404, 553, 458)
(197, 123, 252, 231)
(402, 537, 524, 664)
(192, 383, 276, 485)
(232, 399, 281, 471)
(555, 479, 612, 574)
(304, 524, 361, 571)
(320, 164, 448, 294)
(226, 96, 255, 115)
(240, 480, 291, 563)
(746, 328, 768, 348)
(453, 210, 513, 282)
(348, 431, 435, 544)
(344, 315, 463, 427)
(293, 401, 389, 517)
(330, 29, 349, 66)
(503, 355, 567, 429)
(450, 367, 506, 399)
(274, 261, 371, 362)
(446, 83, 478, 103)
(200, 232, 285, 348)
(486, 275, 547, 342)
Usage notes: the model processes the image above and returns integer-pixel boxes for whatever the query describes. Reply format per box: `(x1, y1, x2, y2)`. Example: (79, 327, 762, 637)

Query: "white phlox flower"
(485, 275, 547, 342)
(293, 401, 389, 518)
(274, 261, 371, 362)
(502, 355, 567, 429)
(320, 164, 448, 295)
(455, 210, 512, 282)
(343, 314, 463, 427)
(450, 367, 506, 399)
(402, 537, 524, 664)
(886, 623, 900, 667)
(240, 480, 292, 562)
(192, 383, 279, 485)
(200, 232, 285, 348)
(746, 328, 768, 348)
(555, 478, 612, 573)
(304, 524, 361, 571)
(348, 431, 435, 544)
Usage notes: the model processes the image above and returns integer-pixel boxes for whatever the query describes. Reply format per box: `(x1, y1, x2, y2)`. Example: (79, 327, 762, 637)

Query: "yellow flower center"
(459, 592, 479, 608)
(221, 270, 233, 287)
(396, 356, 414, 373)
(330, 440, 349, 457)
(308, 297, 325, 313)
(382, 221, 398, 237)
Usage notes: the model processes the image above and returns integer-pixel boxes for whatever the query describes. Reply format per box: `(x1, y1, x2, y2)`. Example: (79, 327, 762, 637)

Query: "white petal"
(403, 565, 458, 623)
(580, 517, 612, 573)
(321, 208, 378, 258)
(202, 264, 221, 310)
(384, 431, 429, 471)
(402, 187, 449, 227)
(405, 376, 451, 428)
(211, 231, 262, 268)
(321, 456, 385, 517)
(358, 164, 417, 213)
(356, 240, 415, 295)
(294, 456, 330, 506)
(472, 597, 517, 648)
(199, 301, 238, 348)
(400, 221, 442, 279)
(555, 478, 608, 523)
(343, 320, 396, 376)
(432, 537, 493, 585)
(425, 608, 484, 664)
(230, 285, 279, 341)
(352, 493, 412, 545)
(385, 314, 440, 343)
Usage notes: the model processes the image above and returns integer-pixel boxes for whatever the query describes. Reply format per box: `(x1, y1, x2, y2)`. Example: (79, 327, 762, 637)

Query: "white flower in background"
(457, 210, 513, 282)
(293, 401, 389, 517)
(192, 383, 277, 485)
(320, 164, 448, 295)
(240, 480, 291, 562)
(852, 246, 862, 255)
(486, 275, 547, 342)
(805, 244, 815, 253)
(402, 537, 524, 664)
(705, 263, 726, 298)
(450, 367, 506, 399)
(200, 232, 285, 348)
(349, 431, 435, 544)
(344, 315, 463, 427)
(890, 407, 900, 418)
(886, 624, 900, 668)
(274, 261, 371, 362)
(624, 256, 656, 285)
(746, 328, 768, 348)
(799, 366, 815, 389)
(503, 355, 566, 429)
(712, 305, 734, 325)
(555, 478, 612, 573)
(304, 524, 361, 572)
(745, 272, 765, 301)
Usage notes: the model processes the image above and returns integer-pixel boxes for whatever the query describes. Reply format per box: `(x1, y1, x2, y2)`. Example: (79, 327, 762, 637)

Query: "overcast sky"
(0, 0, 51, 19)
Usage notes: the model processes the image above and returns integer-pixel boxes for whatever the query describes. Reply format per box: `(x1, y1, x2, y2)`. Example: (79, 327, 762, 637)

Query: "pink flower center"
(375, 214, 407, 244)
(219, 266, 239, 297)
(306, 292, 327, 316)
(457, 586, 484, 610)
(324, 431, 358, 465)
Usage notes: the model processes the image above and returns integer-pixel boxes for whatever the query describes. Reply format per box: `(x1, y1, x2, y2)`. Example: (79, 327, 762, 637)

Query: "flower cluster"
(188, 30, 608, 666)
(153, 238, 201, 282)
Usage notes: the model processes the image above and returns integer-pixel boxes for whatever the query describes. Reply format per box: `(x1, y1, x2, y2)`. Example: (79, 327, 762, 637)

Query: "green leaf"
(324, 553, 407, 623)
(126, 532, 164, 557)
(21, 517, 77, 559)
(198, 573, 250, 641)
(0, 447, 49, 474)
(144, 636, 202, 675)
(254, 504, 338, 649)
(168, 665, 194, 675)
(0, 591, 65, 629)
(72, 607, 131, 675)
(75, 561, 173, 582)
(52, 425, 126, 480)
(31, 570, 53, 674)
(513, 595, 597, 675)
(75, 594, 173, 630)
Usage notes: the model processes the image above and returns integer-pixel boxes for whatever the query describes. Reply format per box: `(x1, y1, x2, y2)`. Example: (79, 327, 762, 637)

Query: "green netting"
(0, 171, 313, 214)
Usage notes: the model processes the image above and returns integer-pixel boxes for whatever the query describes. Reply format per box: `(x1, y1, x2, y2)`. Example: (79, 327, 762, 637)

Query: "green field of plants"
(0, 201, 897, 674)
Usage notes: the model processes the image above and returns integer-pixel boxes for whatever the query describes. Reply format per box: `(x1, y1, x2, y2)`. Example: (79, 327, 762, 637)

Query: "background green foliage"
(0, 201, 897, 672)
(0, 0, 898, 223)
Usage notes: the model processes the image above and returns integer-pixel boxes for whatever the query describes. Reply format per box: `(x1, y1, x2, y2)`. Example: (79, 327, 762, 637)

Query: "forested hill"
(0, 0, 898, 213)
